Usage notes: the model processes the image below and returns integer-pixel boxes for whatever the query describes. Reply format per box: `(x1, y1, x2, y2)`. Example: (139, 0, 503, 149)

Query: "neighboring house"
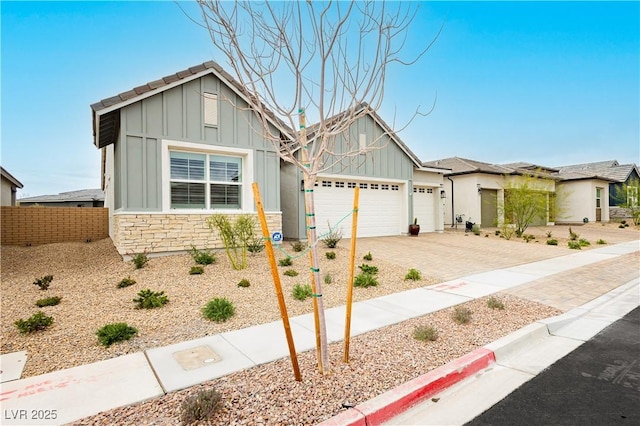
(18, 189, 105, 207)
(280, 104, 450, 240)
(1, 166, 24, 206)
(91, 61, 291, 256)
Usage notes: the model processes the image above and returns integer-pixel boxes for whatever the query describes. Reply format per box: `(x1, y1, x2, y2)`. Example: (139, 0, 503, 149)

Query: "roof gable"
(1, 166, 24, 188)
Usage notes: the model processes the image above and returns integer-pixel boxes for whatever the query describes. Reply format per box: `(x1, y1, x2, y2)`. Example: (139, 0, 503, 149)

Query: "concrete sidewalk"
(1, 240, 638, 425)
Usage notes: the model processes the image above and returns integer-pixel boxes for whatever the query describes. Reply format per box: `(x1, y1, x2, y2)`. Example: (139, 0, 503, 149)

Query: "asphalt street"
(466, 306, 640, 426)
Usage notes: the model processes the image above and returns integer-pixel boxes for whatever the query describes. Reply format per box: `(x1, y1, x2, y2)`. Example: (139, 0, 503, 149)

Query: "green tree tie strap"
(310, 267, 320, 272)
(312, 293, 322, 298)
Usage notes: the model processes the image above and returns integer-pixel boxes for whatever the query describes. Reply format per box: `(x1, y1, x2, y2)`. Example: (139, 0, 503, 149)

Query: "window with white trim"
(348, 182, 356, 188)
(335, 181, 345, 188)
(391, 185, 399, 191)
(170, 151, 241, 209)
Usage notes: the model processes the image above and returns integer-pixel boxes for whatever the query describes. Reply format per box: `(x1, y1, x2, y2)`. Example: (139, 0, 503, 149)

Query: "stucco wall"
(556, 180, 610, 223)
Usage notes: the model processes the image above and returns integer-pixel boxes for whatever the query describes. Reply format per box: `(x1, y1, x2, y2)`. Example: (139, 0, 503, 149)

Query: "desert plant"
(189, 266, 204, 275)
(96, 322, 138, 347)
(35, 296, 61, 307)
(578, 238, 590, 247)
(404, 268, 421, 281)
(180, 388, 223, 425)
(413, 325, 438, 342)
(207, 214, 257, 270)
(545, 230, 553, 238)
(283, 269, 298, 277)
(619, 224, 626, 229)
(568, 240, 582, 250)
(358, 264, 379, 275)
(322, 222, 343, 248)
(237, 279, 250, 288)
(568, 227, 579, 241)
(131, 252, 149, 269)
(325, 251, 336, 260)
(596, 239, 607, 245)
(494, 230, 501, 236)
(117, 277, 136, 288)
(522, 234, 535, 243)
(202, 298, 235, 322)
(452, 306, 472, 324)
(487, 297, 505, 310)
(353, 273, 378, 288)
(15, 312, 54, 334)
(363, 251, 373, 261)
(546, 238, 558, 246)
(33, 275, 53, 290)
(324, 273, 332, 284)
(291, 241, 306, 252)
(189, 246, 216, 265)
(500, 223, 515, 240)
(247, 236, 266, 254)
(292, 283, 313, 301)
(133, 289, 169, 309)
(278, 257, 293, 267)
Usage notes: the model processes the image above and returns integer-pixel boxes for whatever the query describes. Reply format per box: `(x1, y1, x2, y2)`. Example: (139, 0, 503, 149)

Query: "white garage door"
(412, 186, 436, 232)
(312, 178, 405, 238)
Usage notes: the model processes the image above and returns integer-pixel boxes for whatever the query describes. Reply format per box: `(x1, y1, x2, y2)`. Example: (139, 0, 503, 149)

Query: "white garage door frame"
(311, 174, 409, 238)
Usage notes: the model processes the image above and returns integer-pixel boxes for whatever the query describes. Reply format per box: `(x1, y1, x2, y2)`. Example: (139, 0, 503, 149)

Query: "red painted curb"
(317, 347, 495, 426)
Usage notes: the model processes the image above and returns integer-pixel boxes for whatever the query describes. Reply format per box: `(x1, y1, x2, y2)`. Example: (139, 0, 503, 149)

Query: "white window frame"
(161, 139, 253, 212)
(204, 93, 218, 126)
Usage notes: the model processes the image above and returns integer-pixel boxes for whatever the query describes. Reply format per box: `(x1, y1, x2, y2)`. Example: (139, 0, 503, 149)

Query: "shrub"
(404, 268, 421, 281)
(133, 289, 169, 309)
(568, 240, 582, 250)
(117, 277, 136, 288)
(500, 224, 515, 240)
(322, 222, 343, 248)
(522, 234, 535, 243)
(621, 220, 627, 225)
(237, 279, 250, 288)
(353, 273, 378, 288)
(207, 214, 257, 270)
(292, 283, 313, 301)
(358, 264, 378, 275)
(596, 239, 607, 245)
(413, 325, 438, 342)
(546, 238, 558, 246)
(247, 236, 265, 254)
(283, 269, 298, 277)
(324, 273, 332, 284)
(33, 275, 53, 290)
(487, 297, 505, 310)
(96, 322, 138, 347)
(35, 296, 61, 307)
(131, 252, 149, 269)
(180, 388, 223, 425)
(291, 241, 306, 252)
(619, 224, 626, 229)
(568, 227, 579, 241)
(578, 238, 591, 247)
(278, 257, 293, 267)
(325, 251, 336, 260)
(189, 266, 204, 275)
(189, 246, 216, 265)
(363, 251, 373, 261)
(15, 312, 54, 334)
(546, 230, 553, 238)
(494, 230, 501, 236)
(452, 306, 472, 324)
(202, 298, 235, 322)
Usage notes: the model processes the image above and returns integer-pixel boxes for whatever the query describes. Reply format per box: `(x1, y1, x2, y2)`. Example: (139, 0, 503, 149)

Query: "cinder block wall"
(1, 207, 109, 246)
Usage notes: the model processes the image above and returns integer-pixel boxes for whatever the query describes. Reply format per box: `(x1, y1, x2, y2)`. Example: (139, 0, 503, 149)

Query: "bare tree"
(193, 0, 440, 375)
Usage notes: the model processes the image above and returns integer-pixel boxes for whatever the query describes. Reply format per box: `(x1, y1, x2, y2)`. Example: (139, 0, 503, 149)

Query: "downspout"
(447, 176, 455, 227)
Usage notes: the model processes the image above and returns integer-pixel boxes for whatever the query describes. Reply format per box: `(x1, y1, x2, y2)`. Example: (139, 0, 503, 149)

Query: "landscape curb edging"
(316, 347, 496, 426)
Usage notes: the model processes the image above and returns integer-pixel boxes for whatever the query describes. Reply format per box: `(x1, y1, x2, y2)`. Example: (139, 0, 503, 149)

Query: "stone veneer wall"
(112, 212, 282, 255)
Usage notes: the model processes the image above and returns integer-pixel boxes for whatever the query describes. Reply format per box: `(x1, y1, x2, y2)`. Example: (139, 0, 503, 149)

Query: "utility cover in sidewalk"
(172, 345, 221, 371)
(0, 351, 28, 383)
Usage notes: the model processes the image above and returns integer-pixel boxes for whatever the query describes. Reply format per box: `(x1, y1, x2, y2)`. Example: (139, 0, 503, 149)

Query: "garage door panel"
(413, 187, 436, 232)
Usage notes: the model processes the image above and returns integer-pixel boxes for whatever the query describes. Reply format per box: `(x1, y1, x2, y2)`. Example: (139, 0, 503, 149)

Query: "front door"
(596, 187, 602, 222)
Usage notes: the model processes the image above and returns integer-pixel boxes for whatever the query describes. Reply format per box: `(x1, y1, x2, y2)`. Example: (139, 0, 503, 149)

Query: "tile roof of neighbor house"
(0, 166, 24, 188)
(422, 157, 514, 175)
(556, 160, 638, 183)
(18, 189, 104, 203)
(91, 61, 294, 149)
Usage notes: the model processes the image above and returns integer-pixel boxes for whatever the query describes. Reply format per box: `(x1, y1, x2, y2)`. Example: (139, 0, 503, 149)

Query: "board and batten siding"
(112, 74, 281, 213)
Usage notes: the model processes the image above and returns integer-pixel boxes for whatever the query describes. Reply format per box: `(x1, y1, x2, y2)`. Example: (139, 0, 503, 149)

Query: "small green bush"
(292, 283, 313, 301)
(180, 388, 223, 425)
(189, 246, 216, 265)
(189, 266, 204, 275)
(568, 240, 582, 250)
(619, 224, 626, 229)
(133, 289, 169, 309)
(15, 312, 54, 334)
(202, 298, 235, 322)
(596, 239, 607, 245)
(353, 273, 378, 288)
(247, 236, 265, 254)
(131, 252, 149, 269)
(522, 234, 535, 243)
(494, 230, 501, 236)
(324, 273, 332, 284)
(404, 268, 421, 281)
(237, 279, 250, 288)
(487, 297, 505, 310)
(96, 322, 138, 347)
(33, 275, 53, 290)
(325, 251, 336, 260)
(568, 227, 579, 241)
(358, 264, 378, 275)
(117, 276, 136, 288)
(413, 325, 438, 342)
(546, 238, 558, 246)
(322, 223, 343, 248)
(452, 306, 472, 324)
(35, 296, 61, 307)
(621, 220, 627, 225)
(278, 257, 293, 267)
(578, 238, 591, 247)
(291, 241, 306, 252)
(363, 251, 373, 261)
(283, 269, 298, 277)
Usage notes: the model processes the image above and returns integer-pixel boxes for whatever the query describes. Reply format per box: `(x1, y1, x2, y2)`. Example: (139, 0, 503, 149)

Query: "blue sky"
(2, 1, 638, 198)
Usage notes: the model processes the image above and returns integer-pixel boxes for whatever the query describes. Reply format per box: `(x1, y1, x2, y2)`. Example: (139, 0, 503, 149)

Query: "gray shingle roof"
(1, 166, 23, 188)
(19, 189, 104, 203)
